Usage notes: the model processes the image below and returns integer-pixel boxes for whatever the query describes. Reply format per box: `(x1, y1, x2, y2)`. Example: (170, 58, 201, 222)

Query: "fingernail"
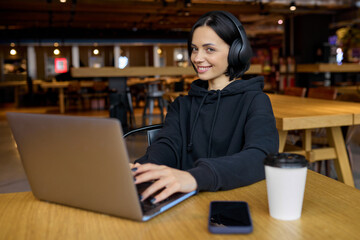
(139, 195, 143, 201)
(150, 198, 156, 204)
(133, 176, 136, 182)
(131, 168, 138, 172)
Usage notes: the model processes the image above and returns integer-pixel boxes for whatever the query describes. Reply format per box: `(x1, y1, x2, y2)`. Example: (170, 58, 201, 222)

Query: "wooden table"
(0, 171, 359, 239)
(40, 81, 107, 114)
(0, 80, 42, 107)
(269, 94, 360, 187)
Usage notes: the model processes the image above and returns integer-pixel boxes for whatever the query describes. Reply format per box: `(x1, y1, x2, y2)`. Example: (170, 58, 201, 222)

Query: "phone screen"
(209, 201, 252, 234)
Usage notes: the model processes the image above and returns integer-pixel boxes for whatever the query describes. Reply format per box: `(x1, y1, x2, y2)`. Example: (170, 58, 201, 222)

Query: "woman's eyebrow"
(191, 43, 215, 47)
(202, 43, 215, 47)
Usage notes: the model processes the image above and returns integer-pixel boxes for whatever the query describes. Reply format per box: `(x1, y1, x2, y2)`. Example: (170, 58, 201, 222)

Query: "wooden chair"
(64, 81, 83, 111)
(308, 87, 338, 100)
(82, 81, 109, 110)
(123, 124, 163, 163)
(90, 81, 109, 110)
(284, 87, 307, 97)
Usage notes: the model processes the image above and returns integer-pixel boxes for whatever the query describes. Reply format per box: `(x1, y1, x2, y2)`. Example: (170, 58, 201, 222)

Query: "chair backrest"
(284, 87, 307, 97)
(308, 87, 338, 100)
(123, 124, 163, 163)
(67, 81, 81, 92)
(147, 128, 162, 146)
(92, 81, 107, 92)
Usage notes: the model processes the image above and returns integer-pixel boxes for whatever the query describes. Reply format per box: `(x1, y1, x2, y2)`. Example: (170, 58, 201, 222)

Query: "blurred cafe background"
(0, 0, 360, 192)
(1, 0, 359, 104)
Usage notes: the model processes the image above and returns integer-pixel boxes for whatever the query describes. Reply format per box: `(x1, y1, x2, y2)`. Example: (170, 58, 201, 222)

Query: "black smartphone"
(208, 201, 253, 234)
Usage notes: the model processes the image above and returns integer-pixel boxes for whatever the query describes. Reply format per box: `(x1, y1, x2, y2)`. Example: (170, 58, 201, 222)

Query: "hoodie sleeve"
(135, 98, 183, 168)
(187, 93, 279, 191)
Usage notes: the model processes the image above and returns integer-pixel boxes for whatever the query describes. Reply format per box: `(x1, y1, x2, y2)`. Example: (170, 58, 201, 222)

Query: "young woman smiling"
(131, 11, 279, 204)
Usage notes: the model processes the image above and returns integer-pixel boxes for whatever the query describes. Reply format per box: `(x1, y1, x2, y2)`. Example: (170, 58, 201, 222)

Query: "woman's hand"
(132, 163, 197, 204)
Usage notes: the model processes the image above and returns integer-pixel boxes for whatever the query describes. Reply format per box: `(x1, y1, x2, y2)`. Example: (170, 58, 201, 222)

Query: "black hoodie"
(136, 76, 279, 192)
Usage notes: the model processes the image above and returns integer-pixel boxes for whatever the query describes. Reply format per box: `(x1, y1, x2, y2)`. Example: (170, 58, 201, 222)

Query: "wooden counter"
(297, 63, 360, 73)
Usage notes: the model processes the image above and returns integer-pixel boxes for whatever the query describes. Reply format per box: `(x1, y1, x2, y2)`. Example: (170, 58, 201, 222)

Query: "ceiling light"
(10, 42, 15, 47)
(290, 1, 296, 11)
(54, 48, 60, 55)
(10, 49, 17, 56)
(93, 49, 99, 55)
(176, 53, 184, 60)
(278, 19, 283, 25)
(60, 0, 66, 3)
(54, 42, 59, 47)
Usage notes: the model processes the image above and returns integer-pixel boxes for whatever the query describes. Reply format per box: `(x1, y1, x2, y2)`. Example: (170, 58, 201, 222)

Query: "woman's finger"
(139, 177, 169, 202)
(151, 182, 180, 204)
(134, 167, 169, 184)
(129, 162, 141, 175)
(133, 163, 165, 174)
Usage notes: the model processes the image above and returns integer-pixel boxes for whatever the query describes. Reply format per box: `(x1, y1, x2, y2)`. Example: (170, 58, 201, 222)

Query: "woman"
(131, 11, 279, 204)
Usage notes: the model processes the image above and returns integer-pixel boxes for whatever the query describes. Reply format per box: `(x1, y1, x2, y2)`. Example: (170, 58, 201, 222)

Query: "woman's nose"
(193, 51, 204, 62)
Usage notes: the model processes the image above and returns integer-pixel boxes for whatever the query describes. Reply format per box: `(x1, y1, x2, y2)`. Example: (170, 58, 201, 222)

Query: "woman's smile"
(197, 65, 212, 73)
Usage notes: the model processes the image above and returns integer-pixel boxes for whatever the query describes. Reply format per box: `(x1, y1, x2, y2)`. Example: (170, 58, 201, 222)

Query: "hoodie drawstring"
(187, 93, 208, 152)
(207, 90, 221, 157)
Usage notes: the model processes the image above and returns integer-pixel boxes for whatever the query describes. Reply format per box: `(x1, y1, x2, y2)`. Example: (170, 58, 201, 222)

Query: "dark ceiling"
(0, 0, 356, 46)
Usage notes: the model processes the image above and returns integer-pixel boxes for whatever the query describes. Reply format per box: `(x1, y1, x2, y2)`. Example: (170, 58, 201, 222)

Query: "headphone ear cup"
(228, 37, 252, 75)
(228, 38, 242, 67)
(238, 32, 252, 68)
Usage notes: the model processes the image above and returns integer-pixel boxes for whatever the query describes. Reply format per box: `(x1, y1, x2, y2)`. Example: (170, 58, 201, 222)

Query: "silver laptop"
(6, 112, 195, 221)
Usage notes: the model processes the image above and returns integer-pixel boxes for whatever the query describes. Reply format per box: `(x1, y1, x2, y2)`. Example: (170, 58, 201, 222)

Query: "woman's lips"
(197, 66, 212, 73)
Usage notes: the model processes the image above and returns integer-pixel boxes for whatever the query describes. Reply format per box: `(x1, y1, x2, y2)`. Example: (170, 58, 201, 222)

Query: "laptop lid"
(6, 112, 146, 221)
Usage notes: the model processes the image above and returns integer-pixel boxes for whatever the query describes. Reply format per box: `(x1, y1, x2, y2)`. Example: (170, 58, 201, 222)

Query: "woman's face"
(190, 26, 230, 83)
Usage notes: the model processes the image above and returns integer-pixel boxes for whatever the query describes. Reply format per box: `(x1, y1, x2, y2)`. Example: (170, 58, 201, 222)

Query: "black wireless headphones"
(198, 11, 252, 76)
(215, 11, 252, 75)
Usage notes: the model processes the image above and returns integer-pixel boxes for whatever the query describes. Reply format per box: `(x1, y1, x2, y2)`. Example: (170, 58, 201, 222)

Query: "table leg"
(278, 130, 288, 153)
(327, 127, 355, 187)
(59, 88, 65, 114)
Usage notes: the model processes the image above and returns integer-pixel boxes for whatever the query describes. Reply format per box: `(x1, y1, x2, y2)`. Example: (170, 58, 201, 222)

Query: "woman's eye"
(192, 47, 198, 52)
(206, 48, 215, 53)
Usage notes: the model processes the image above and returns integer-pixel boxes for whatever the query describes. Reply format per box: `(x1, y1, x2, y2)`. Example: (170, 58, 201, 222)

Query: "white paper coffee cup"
(264, 153, 308, 221)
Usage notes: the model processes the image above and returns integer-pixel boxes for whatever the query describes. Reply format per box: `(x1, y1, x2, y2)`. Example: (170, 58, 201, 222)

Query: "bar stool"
(142, 79, 165, 125)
